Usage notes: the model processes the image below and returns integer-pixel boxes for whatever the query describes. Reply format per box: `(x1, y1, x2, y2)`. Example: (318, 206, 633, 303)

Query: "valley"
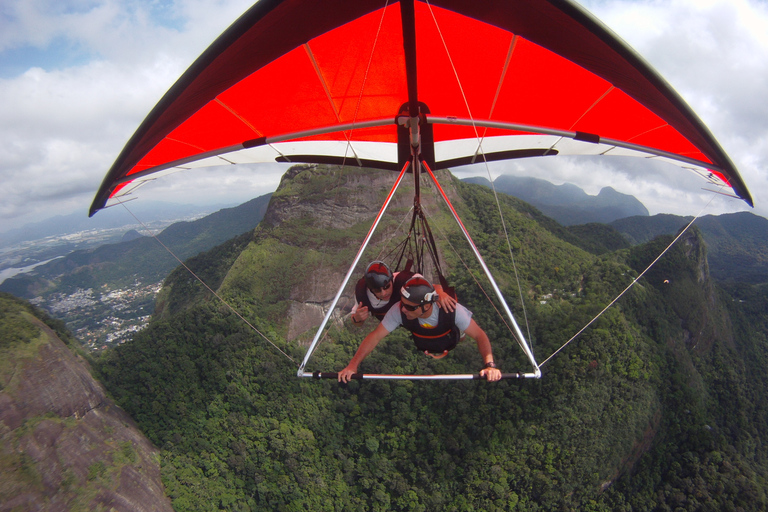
(31, 281, 161, 351)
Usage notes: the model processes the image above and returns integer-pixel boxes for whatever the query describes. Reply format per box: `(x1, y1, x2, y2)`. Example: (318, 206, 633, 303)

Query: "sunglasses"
(371, 281, 392, 294)
(401, 302, 426, 312)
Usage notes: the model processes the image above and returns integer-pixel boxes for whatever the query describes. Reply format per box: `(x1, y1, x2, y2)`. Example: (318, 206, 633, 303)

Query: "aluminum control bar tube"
(297, 160, 411, 377)
(421, 160, 542, 378)
(299, 372, 535, 380)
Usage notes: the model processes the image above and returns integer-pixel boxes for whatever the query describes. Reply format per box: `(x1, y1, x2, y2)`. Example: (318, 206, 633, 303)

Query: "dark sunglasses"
(371, 281, 392, 294)
(401, 302, 425, 312)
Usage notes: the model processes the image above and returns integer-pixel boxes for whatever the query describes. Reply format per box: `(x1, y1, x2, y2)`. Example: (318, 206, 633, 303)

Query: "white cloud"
(0, 0, 766, 233)
(577, 0, 768, 217)
(0, 0, 256, 231)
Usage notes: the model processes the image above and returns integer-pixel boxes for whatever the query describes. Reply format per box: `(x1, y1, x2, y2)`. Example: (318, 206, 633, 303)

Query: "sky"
(1, 0, 766, 234)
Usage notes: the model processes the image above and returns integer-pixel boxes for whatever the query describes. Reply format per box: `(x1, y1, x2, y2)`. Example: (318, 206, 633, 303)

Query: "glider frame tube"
(110, 116, 728, 196)
(421, 160, 542, 378)
(296, 160, 411, 377)
(427, 116, 727, 174)
(300, 372, 537, 380)
(112, 118, 396, 187)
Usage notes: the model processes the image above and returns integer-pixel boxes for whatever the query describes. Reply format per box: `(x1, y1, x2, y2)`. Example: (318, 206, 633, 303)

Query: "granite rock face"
(245, 164, 462, 340)
(0, 306, 173, 512)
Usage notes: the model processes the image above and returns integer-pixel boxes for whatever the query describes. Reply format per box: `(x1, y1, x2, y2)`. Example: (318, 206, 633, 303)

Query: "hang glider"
(90, 0, 752, 216)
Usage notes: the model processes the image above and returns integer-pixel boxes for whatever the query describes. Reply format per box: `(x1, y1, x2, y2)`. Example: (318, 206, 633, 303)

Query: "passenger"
(339, 275, 501, 382)
(349, 261, 455, 326)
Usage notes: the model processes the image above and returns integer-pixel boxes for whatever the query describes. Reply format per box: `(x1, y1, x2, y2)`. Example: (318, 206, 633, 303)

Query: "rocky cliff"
(0, 293, 172, 511)
(221, 164, 461, 341)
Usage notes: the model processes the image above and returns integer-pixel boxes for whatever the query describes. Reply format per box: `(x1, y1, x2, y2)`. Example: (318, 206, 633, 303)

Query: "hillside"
(0, 194, 272, 349)
(93, 164, 768, 510)
(464, 174, 649, 225)
(0, 201, 229, 249)
(0, 293, 173, 511)
(0, 194, 272, 299)
(612, 211, 768, 283)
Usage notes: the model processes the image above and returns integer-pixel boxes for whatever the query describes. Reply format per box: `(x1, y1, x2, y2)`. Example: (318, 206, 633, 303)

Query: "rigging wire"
(297, 2, 393, 354)
(424, 0, 534, 350)
(373, 205, 416, 265)
(420, 203, 518, 340)
(538, 189, 722, 368)
(116, 199, 297, 365)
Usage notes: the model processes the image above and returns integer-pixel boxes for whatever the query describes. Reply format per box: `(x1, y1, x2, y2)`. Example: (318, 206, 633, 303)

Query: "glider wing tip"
(89, 193, 108, 217)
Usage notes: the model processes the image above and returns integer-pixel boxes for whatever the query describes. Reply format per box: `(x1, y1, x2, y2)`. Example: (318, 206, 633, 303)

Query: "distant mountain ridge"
(0, 201, 236, 248)
(0, 194, 272, 298)
(463, 175, 649, 225)
(94, 165, 768, 510)
(612, 211, 768, 283)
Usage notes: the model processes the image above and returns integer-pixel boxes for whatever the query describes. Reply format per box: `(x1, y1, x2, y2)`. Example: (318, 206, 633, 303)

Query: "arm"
(338, 322, 390, 383)
(350, 301, 369, 326)
(463, 319, 502, 382)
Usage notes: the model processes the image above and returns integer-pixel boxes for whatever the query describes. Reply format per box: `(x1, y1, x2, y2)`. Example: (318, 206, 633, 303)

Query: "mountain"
(0, 193, 272, 299)
(91, 165, 768, 510)
(0, 201, 236, 249)
(0, 293, 173, 511)
(464, 174, 649, 225)
(612, 211, 768, 283)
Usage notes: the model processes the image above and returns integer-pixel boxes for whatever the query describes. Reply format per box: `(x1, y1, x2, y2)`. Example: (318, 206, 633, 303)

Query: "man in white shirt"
(339, 274, 501, 382)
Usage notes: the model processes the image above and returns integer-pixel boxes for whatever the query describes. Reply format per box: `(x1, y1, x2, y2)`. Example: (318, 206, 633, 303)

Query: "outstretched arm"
(338, 323, 390, 383)
(464, 319, 501, 382)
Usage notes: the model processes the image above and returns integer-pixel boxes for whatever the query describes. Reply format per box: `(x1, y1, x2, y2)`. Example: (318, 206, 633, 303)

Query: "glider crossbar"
(113, 115, 729, 196)
(422, 160, 541, 378)
(299, 372, 536, 380)
(113, 118, 396, 187)
(427, 116, 727, 174)
(296, 160, 411, 376)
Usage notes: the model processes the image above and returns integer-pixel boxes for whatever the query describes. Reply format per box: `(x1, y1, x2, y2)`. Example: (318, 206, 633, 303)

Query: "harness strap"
(412, 329, 453, 339)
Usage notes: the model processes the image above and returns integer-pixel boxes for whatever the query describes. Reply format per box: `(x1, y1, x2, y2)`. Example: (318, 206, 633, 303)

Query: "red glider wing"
(90, 0, 752, 215)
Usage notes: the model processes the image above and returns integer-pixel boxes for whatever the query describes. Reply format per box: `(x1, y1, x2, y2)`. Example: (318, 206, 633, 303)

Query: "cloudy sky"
(1, 0, 766, 234)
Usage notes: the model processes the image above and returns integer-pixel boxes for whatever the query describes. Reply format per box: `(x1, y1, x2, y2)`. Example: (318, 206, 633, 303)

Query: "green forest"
(86, 166, 768, 511)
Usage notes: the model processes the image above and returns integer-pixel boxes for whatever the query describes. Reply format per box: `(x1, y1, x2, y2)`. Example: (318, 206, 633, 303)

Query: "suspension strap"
(391, 204, 448, 281)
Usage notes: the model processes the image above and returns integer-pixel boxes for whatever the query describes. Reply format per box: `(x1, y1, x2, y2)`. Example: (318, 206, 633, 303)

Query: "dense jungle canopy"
(90, 166, 768, 511)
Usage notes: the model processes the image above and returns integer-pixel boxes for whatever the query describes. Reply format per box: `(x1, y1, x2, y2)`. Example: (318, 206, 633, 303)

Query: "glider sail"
(91, 0, 752, 215)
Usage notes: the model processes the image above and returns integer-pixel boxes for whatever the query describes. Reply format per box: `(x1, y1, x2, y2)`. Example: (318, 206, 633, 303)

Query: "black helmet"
(400, 275, 437, 305)
(364, 261, 393, 290)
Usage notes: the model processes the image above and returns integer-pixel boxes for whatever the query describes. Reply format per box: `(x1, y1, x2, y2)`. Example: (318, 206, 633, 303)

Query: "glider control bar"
(299, 372, 537, 380)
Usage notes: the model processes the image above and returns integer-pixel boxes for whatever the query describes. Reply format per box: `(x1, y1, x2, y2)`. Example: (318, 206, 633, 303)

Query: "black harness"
(354, 271, 414, 321)
(401, 306, 460, 354)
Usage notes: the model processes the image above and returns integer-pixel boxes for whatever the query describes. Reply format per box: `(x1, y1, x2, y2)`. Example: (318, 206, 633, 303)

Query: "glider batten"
(90, 0, 394, 215)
